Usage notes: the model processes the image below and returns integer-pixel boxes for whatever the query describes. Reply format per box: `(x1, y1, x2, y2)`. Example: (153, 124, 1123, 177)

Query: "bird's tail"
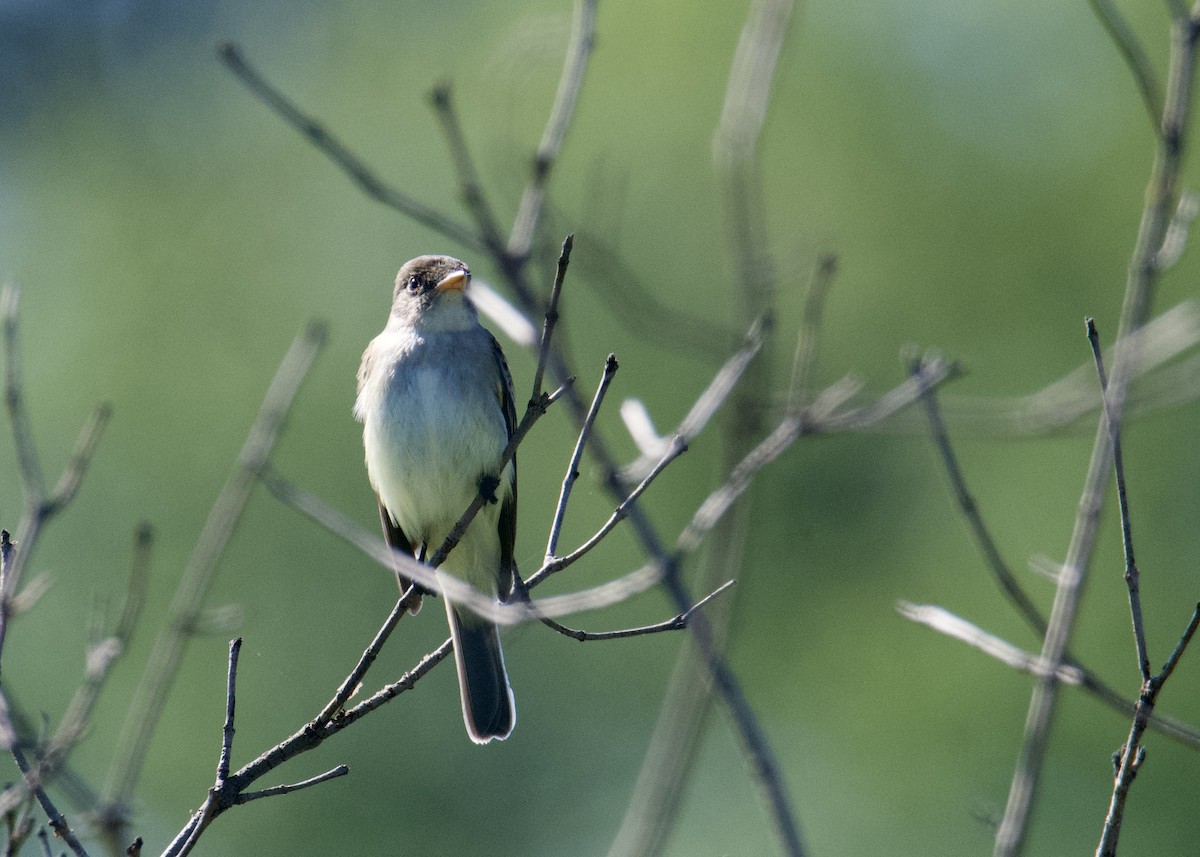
(446, 600, 516, 744)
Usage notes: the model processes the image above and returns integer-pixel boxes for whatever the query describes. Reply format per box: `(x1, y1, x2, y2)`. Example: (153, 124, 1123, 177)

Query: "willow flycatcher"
(355, 255, 517, 744)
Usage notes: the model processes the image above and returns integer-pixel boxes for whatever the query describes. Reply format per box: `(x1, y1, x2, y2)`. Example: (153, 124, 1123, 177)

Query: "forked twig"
(101, 322, 327, 830)
(995, 12, 1200, 853)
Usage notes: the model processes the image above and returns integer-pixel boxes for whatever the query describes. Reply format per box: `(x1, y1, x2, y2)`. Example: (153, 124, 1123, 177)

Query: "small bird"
(355, 255, 517, 744)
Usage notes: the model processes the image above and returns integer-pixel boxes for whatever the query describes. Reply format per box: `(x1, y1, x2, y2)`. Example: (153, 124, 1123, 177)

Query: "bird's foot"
(478, 473, 501, 504)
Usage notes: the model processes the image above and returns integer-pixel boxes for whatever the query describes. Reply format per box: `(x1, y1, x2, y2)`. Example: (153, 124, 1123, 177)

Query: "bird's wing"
(356, 343, 375, 398)
(491, 334, 518, 601)
(379, 500, 428, 612)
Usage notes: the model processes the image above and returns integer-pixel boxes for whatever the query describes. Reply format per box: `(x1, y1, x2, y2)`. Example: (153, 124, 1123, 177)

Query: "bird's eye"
(406, 276, 420, 293)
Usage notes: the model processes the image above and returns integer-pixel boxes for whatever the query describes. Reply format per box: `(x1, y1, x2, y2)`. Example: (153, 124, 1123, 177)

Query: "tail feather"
(447, 601, 515, 744)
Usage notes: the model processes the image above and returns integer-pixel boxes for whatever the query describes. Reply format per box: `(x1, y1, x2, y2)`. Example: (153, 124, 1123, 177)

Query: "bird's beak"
(435, 270, 469, 292)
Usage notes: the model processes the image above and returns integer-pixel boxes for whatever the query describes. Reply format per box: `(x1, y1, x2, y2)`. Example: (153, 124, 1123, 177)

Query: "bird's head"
(389, 255, 476, 329)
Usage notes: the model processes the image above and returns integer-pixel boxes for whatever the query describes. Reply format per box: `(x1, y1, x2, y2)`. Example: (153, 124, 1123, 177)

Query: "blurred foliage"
(0, 0, 1198, 855)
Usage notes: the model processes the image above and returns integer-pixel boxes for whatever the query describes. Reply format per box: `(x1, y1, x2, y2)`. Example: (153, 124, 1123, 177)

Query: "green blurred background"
(2, 1, 1199, 855)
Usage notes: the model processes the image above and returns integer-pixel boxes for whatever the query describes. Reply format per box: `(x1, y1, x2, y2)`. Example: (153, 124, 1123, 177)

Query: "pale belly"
(363, 364, 511, 545)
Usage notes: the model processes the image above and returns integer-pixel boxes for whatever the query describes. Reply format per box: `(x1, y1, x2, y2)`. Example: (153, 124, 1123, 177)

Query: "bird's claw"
(478, 474, 501, 504)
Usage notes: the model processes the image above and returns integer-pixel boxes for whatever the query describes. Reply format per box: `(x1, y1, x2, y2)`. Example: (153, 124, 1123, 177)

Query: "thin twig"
(530, 235, 574, 405)
(429, 83, 509, 259)
(1086, 0, 1164, 132)
(1096, 603, 1200, 856)
(545, 354, 619, 563)
(507, 0, 598, 262)
(216, 43, 484, 254)
(314, 588, 421, 727)
(42, 404, 111, 519)
(995, 15, 1200, 852)
(101, 322, 327, 824)
(786, 254, 838, 412)
(47, 523, 154, 769)
(917, 356, 1200, 747)
(0, 691, 90, 857)
(622, 317, 767, 483)
(916, 357, 1048, 634)
(0, 286, 112, 639)
(2, 286, 44, 508)
(531, 435, 687, 588)
(899, 603, 1086, 684)
(233, 766, 350, 805)
(0, 532, 13, 677)
(217, 639, 241, 785)
(540, 580, 736, 641)
(1088, 318, 1151, 681)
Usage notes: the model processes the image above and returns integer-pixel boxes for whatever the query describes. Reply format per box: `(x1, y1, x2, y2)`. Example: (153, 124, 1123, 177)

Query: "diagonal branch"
(216, 44, 484, 254)
(1088, 318, 1151, 682)
(100, 322, 327, 828)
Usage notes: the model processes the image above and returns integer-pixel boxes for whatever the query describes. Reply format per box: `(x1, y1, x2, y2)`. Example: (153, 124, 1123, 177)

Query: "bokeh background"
(2, 1, 1199, 855)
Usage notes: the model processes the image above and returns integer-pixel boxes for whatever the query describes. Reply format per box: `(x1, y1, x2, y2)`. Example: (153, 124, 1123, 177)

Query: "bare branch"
(622, 318, 766, 482)
(313, 588, 421, 727)
(1086, 0, 1164, 131)
(917, 356, 1200, 748)
(216, 43, 483, 254)
(0, 691, 90, 857)
(429, 83, 508, 259)
(233, 766, 350, 805)
(545, 354, 619, 563)
(996, 16, 1200, 850)
(507, 0, 598, 261)
(2, 285, 45, 507)
(541, 581, 736, 641)
(899, 603, 1085, 684)
(1088, 318, 1151, 681)
(217, 639, 242, 786)
(0, 286, 113, 633)
(1096, 603, 1200, 856)
(531, 434, 687, 589)
(529, 235, 574, 404)
(915, 357, 1048, 634)
(101, 322, 326, 820)
(786, 254, 838, 412)
(47, 523, 154, 770)
(42, 404, 111, 519)
(856, 300, 1200, 438)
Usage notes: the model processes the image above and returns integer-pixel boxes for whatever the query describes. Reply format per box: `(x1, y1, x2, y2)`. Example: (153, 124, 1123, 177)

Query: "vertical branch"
(545, 354, 619, 563)
(2, 286, 45, 510)
(1087, 319, 1151, 681)
(994, 13, 1200, 856)
(507, 0, 598, 262)
(0, 285, 111, 624)
(1095, 604, 1200, 856)
(0, 532, 12, 676)
(217, 639, 242, 786)
(609, 2, 798, 856)
(99, 323, 326, 823)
